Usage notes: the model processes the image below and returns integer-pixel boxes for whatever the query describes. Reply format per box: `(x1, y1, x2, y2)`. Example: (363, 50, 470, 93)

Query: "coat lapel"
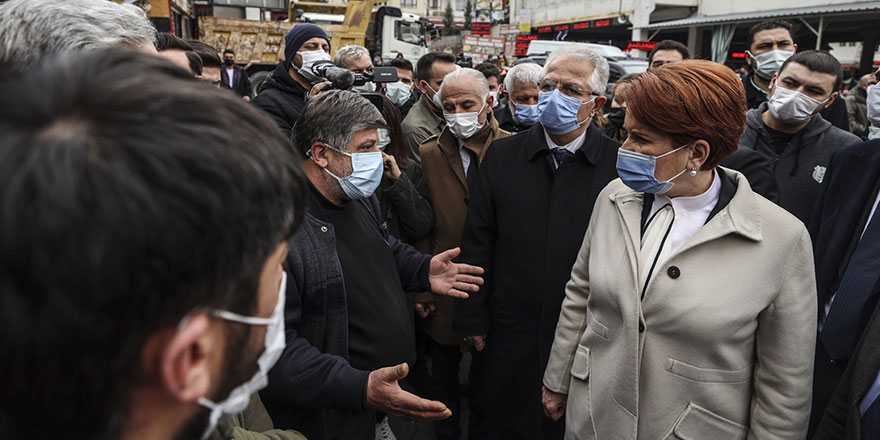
(610, 189, 644, 290)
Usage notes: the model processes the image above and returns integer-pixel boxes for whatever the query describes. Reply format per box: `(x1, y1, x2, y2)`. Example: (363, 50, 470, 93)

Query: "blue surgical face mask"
(322, 147, 384, 200)
(616, 144, 690, 194)
(538, 89, 596, 135)
(512, 102, 540, 126)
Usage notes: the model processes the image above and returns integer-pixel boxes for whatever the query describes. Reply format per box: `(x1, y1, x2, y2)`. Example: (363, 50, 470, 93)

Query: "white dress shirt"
(458, 138, 472, 175)
(543, 128, 588, 169)
(639, 170, 721, 290)
(225, 67, 235, 88)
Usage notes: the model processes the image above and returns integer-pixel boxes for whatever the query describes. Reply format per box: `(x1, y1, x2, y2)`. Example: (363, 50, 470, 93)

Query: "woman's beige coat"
(543, 169, 817, 440)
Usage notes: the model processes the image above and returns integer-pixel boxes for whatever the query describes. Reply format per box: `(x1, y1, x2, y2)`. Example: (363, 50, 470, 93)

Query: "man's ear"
(826, 91, 839, 109)
(158, 313, 217, 403)
(485, 94, 495, 110)
(792, 43, 798, 54)
(591, 96, 608, 116)
(309, 142, 330, 168)
(418, 79, 430, 95)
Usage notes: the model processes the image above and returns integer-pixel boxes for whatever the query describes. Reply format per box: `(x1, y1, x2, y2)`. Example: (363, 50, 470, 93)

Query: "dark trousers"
(427, 340, 462, 440)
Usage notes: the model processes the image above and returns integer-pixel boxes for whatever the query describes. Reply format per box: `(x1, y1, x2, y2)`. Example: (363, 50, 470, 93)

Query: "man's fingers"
(398, 408, 452, 421)
(454, 274, 484, 285)
(454, 263, 484, 275)
(444, 289, 470, 299)
(452, 281, 480, 292)
(437, 247, 461, 261)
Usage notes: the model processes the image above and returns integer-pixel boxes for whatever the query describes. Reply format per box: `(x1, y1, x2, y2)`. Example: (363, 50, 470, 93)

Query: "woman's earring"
(689, 167, 698, 176)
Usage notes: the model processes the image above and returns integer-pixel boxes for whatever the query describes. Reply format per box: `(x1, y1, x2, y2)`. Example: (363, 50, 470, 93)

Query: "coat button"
(320, 226, 328, 232)
(667, 266, 680, 279)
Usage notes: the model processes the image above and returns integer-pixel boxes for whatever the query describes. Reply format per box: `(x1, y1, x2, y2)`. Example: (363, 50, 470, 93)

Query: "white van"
(526, 40, 627, 59)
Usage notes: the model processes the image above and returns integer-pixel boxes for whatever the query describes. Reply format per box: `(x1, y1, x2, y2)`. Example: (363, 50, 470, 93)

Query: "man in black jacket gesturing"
(262, 90, 485, 440)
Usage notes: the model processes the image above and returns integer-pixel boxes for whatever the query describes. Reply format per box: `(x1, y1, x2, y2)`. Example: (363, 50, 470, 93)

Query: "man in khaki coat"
(418, 67, 511, 439)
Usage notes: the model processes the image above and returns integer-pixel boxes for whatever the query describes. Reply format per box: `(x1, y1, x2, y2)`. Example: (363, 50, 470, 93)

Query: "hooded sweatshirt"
(739, 102, 861, 224)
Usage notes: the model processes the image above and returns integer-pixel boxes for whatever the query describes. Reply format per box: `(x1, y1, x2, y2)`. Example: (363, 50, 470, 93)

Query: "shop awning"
(642, 1, 880, 29)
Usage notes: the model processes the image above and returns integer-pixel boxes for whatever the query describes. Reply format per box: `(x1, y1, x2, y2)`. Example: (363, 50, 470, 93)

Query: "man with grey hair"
(452, 45, 620, 440)
(494, 62, 543, 132)
(417, 67, 511, 439)
(334, 44, 376, 92)
(846, 73, 875, 139)
(262, 90, 485, 440)
(0, 0, 157, 72)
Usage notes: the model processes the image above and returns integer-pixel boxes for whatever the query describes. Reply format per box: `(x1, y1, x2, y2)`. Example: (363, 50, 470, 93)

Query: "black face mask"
(607, 107, 626, 127)
(224, 58, 235, 67)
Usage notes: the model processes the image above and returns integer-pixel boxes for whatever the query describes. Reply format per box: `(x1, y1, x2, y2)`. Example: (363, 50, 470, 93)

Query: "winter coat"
(544, 170, 817, 440)
(253, 62, 309, 137)
(453, 123, 620, 438)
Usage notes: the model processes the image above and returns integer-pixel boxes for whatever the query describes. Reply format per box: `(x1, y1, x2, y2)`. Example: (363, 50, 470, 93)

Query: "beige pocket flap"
(570, 345, 590, 381)
(665, 358, 753, 383)
(674, 403, 748, 440)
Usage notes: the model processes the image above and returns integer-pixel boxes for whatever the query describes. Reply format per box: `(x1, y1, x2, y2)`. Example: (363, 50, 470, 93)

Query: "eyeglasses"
(539, 79, 598, 100)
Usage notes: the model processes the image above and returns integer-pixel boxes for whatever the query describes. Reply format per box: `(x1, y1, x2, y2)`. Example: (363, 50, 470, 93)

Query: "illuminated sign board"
(626, 41, 658, 51)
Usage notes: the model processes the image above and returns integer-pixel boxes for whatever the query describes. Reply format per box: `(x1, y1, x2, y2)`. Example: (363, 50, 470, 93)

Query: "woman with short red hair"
(541, 60, 817, 439)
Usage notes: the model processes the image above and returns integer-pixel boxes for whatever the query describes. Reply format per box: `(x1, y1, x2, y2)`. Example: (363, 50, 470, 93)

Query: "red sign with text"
(594, 19, 611, 27)
(626, 41, 658, 51)
(554, 24, 569, 32)
(537, 25, 552, 33)
(573, 21, 590, 30)
(730, 52, 746, 59)
(471, 22, 491, 35)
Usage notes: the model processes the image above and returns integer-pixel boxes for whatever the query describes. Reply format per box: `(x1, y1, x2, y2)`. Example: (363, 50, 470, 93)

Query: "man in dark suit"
(221, 49, 253, 101)
(814, 300, 880, 439)
(809, 138, 880, 437)
(453, 45, 620, 440)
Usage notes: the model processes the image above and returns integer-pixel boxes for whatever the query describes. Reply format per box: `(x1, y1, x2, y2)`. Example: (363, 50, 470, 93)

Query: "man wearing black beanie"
(253, 23, 331, 135)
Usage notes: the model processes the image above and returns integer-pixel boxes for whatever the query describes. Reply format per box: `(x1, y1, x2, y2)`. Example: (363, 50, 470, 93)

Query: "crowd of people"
(1, 1, 880, 440)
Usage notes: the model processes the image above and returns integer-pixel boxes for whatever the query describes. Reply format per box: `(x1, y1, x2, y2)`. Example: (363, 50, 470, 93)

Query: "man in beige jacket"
(418, 68, 511, 438)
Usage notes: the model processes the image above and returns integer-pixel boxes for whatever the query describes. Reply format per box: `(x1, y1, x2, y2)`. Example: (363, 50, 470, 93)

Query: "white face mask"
(197, 272, 288, 440)
(427, 83, 442, 109)
(489, 91, 499, 108)
(353, 81, 377, 93)
(377, 128, 391, 150)
(867, 84, 880, 127)
(747, 49, 794, 80)
(297, 50, 331, 74)
(444, 102, 487, 140)
(768, 83, 830, 125)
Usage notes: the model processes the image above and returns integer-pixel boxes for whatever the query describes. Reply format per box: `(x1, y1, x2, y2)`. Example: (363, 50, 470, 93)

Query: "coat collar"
(610, 167, 764, 247)
(436, 112, 504, 190)
(525, 123, 604, 166)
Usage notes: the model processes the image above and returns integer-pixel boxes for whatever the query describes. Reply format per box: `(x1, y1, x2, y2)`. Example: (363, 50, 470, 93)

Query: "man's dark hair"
(223, 48, 235, 55)
(389, 57, 414, 72)
(416, 51, 455, 82)
(475, 61, 501, 82)
(0, 49, 306, 440)
(779, 50, 843, 92)
(186, 50, 203, 75)
(156, 32, 192, 52)
(648, 40, 690, 64)
(747, 19, 794, 50)
(188, 39, 222, 68)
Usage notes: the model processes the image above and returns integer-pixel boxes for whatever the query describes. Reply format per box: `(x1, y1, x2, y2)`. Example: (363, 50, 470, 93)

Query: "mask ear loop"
(576, 96, 599, 127)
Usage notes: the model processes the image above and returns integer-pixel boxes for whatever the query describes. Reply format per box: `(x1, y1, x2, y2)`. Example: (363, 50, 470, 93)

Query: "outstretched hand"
(367, 363, 452, 421)
(429, 247, 484, 299)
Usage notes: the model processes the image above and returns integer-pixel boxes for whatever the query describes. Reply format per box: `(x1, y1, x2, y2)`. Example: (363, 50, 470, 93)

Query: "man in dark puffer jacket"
(253, 24, 330, 136)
